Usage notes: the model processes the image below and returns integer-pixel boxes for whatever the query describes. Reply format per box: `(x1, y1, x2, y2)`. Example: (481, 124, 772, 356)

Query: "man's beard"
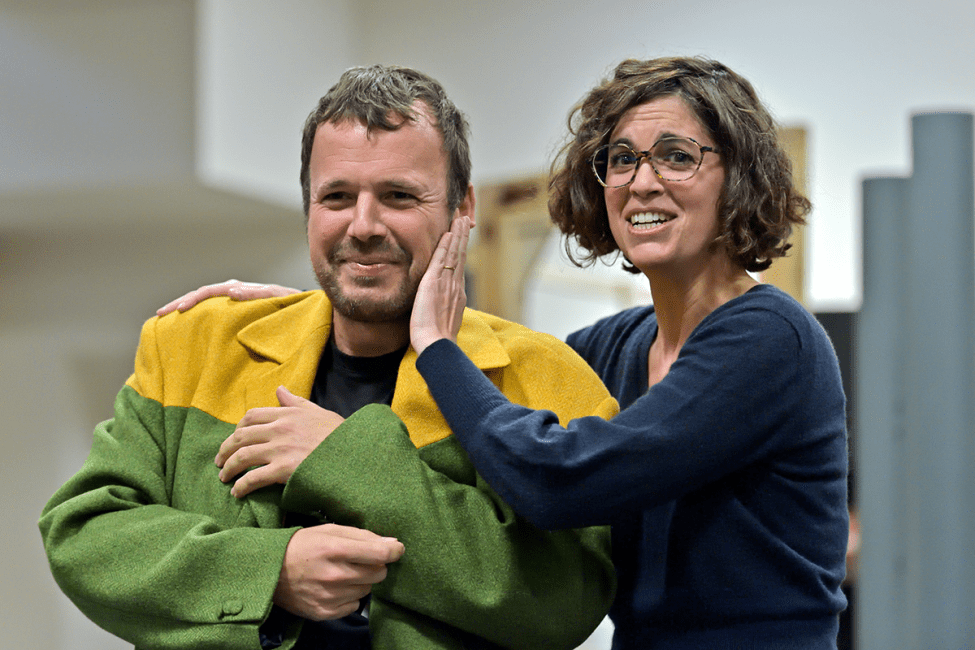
(313, 239, 419, 323)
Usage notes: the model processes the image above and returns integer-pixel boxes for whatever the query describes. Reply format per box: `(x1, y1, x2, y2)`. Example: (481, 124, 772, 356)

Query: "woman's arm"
(416, 302, 838, 529)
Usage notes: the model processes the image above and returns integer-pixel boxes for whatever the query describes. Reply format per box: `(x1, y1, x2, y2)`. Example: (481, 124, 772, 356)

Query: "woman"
(168, 57, 848, 648)
(412, 56, 848, 649)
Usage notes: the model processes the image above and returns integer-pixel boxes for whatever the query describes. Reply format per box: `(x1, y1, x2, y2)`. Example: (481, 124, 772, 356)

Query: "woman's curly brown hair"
(549, 57, 810, 273)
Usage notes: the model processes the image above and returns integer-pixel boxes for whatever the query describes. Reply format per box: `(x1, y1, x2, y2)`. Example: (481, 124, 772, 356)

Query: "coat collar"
(235, 290, 511, 448)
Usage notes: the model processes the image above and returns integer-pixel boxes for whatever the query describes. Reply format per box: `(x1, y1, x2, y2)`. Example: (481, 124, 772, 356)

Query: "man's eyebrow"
(312, 178, 428, 197)
(314, 179, 350, 195)
(378, 179, 426, 194)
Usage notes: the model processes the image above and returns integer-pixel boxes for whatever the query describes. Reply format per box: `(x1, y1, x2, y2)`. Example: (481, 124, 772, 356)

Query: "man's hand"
(410, 216, 471, 355)
(156, 279, 301, 317)
(276, 523, 405, 620)
(216, 386, 345, 498)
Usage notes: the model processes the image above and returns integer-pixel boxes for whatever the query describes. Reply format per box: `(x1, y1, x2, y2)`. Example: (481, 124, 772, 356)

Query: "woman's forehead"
(610, 96, 711, 144)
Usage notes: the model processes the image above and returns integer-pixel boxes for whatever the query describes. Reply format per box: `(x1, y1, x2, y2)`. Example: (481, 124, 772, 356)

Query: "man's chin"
(315, 269, 419, 323)
(323, 288, 414, 323)
(333, 301, 412, 323)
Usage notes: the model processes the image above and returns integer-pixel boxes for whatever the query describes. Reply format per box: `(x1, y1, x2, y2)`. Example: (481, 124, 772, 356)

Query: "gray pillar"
(856, 176, 909, 650)
(901, 113, 975, 649)
(857, 112, 975, 649)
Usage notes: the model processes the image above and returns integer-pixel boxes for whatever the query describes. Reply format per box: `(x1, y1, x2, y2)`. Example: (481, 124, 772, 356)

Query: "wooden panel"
(763, 126, 808, 306)
(467, 174, 552, 321)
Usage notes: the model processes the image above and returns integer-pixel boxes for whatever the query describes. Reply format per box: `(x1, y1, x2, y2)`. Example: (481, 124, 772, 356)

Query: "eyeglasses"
(590, 136, 719, 187)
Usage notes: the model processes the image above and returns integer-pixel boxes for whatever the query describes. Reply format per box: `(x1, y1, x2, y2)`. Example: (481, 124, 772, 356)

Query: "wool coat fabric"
(40, 291, 618, 650)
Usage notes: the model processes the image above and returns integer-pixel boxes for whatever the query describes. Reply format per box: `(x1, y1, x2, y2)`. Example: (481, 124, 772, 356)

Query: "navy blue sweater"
(416, 285, 848, 649)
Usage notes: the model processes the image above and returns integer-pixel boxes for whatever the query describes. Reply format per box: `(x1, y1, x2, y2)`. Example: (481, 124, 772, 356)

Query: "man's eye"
(387, 191, 418, 204)
(320, 192, 350, 205)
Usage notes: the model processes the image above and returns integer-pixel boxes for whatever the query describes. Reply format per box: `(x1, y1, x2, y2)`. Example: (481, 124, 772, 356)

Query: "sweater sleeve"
(38, 319, 300, 650)
(416, 306, 841, 529)
(281, 403, 616, 650)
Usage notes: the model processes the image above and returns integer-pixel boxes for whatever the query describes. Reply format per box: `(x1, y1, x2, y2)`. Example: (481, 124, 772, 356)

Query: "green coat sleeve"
(282, 405, 615, 650)
(38, 373, 299, 649)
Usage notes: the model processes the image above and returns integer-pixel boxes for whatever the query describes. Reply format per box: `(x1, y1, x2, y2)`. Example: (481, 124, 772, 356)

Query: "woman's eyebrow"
(610, 136, 636, 147)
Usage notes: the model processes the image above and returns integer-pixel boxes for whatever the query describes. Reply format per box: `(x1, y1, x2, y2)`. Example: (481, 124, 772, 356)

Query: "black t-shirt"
(311, 336, 405, 418)
(261, 337, 407, 649)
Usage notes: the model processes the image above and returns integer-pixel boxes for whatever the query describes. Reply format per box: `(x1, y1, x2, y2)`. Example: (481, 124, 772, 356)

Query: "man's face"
(306, 106, 467, 325)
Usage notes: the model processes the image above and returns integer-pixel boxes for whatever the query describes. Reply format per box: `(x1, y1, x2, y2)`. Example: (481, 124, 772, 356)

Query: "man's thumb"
(276, 385, 306, 406)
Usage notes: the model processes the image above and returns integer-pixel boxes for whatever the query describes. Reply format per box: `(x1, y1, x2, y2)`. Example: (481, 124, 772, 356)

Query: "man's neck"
(331, 312, 411, 357)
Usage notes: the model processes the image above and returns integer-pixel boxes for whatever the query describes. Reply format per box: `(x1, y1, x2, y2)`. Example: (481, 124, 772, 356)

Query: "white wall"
(196, 0, 360, 207)
(0, 1, 195, 196)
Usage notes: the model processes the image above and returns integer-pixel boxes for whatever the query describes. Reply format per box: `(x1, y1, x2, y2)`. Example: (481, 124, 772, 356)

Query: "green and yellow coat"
(40, 292, 618, 650)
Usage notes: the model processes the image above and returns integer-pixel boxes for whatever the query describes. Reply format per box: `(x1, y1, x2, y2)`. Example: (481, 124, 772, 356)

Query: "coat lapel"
(229, 296, 514, 521)
(238, 292, 332, 404)
(391, 309, 512, 448)
(235, 292, 332, 528)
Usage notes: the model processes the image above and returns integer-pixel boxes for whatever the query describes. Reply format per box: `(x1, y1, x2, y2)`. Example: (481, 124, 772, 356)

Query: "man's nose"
(348, 194, 389, 240)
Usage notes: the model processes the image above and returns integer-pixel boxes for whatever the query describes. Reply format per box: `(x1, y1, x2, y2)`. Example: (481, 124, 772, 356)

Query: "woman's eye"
(660, 149, 694, 166)
(610, 153, 637, 167)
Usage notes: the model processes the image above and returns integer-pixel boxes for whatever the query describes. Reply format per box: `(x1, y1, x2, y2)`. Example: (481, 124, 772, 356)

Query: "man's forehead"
(321, 100, 437, 134)
(308, 107, 449, 193)
(312, 109, 445, 160)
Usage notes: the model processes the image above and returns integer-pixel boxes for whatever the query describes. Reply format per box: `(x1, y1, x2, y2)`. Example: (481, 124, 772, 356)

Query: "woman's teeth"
(629, 212, 672, 228)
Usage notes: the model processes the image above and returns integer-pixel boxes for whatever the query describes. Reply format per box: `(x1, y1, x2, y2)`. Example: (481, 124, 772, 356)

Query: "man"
(39, 65, 617, 649)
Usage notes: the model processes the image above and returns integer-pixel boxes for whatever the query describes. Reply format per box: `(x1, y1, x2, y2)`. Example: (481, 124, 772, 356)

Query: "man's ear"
(456, 182, 476, 228)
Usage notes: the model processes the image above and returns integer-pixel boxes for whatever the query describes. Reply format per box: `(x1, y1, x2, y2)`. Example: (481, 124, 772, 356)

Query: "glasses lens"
(593, 144, 639, 187)
(650, 138, 702, 181)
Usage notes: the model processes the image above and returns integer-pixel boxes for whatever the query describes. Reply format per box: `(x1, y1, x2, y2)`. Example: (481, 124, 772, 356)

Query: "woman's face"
(603, 95, 726, 279)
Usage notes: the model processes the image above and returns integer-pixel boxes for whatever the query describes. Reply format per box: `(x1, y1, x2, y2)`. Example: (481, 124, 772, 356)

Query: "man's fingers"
(218, 440, 270, 482)
(311, 524, 406, 564)
(309, 556, 390, 587)
(217, 397, 342, 491)
(313, 598, 366, 622)
(276, 385, 308, 407)
(273, 525, 403, 621)
(228, 463, 284, 498)
(215, 419, 274, 468)
(317, 522, 395, 542)
(236, 406, 287, 428)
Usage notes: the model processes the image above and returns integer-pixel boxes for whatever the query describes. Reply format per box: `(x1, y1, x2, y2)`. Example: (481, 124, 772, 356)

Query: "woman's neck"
(644, 255, 758, 384)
